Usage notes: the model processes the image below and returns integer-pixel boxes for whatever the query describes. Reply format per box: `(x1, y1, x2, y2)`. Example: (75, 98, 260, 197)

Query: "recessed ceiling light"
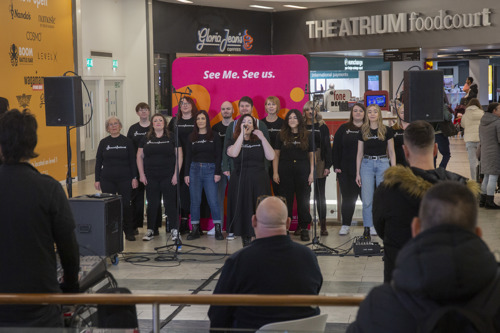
(463, 49, 472, 52)
(177, 0, 193, 3)
(284, 5, 307, 9)
(250, 5, 274, 9)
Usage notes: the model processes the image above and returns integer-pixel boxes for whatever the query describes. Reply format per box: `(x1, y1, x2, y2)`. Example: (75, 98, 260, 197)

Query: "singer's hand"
(273, 173, 280, 184)
(253, 129, 264, 140)
(334, 168, 342, 173)
(223, 171, 231, 177)
(171, 174, 178, 186)
(184, 176, 190, 186)
(94, 182, 101, 191)
(132, 179, 139, 189)
(214, 175, 221, 183)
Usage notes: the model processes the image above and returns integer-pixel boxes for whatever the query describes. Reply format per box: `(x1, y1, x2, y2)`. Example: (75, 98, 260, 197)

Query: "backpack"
(393, 269, 500, 333)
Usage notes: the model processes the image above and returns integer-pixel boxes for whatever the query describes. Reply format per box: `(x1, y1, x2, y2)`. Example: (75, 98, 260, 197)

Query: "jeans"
(481, 174, 499, 196)
(217, 173, 229, 227)
(189, 163, 221, 225)
(434, 133, 451, 169)
(360, 158, 390, 227)
(465, 141, 480, 181)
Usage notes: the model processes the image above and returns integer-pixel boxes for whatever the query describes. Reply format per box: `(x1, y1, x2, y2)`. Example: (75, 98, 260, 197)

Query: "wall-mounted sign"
(306, 8, 491, 39)
(310, 71, 359, 79)
(324, 89, 352, 111)
(383, 48, 421, 62)
(196, 28, 254, 53)
(86, 58, 93, 68)
(112, 59, 118, 69)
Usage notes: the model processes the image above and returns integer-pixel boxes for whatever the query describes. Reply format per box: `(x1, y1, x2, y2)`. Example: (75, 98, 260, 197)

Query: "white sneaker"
(226, 233, 235, 240)
(370, 227, 378, 236)
(171, 229, 179, 241)
(142, 229, 154, 241)
(339, 225, 350, 235)
(207, 227, 215, 236)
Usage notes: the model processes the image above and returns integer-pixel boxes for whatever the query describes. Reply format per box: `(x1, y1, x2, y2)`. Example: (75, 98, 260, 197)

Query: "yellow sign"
(1, 0, 77, 180)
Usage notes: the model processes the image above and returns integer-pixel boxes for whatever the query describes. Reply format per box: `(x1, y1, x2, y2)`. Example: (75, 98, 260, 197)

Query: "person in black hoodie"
(373, 120, 479, 283)
(348, 181, 499, 333)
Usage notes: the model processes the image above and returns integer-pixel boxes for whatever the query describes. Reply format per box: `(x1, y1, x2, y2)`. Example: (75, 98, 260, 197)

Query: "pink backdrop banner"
(171, 54, 309, 123)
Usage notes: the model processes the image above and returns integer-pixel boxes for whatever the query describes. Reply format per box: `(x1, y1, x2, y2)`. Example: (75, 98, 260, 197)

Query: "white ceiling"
(158, 0, 385, 12)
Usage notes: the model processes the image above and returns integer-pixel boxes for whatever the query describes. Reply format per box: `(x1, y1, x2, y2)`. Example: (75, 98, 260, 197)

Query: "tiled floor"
(71, 137, 500, 331)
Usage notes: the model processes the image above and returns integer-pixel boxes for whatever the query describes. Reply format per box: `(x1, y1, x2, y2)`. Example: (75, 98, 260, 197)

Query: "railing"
(0, 294, 364, 332)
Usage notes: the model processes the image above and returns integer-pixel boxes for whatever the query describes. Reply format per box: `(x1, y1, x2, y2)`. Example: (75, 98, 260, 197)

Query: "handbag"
(440, 120, 459, 137)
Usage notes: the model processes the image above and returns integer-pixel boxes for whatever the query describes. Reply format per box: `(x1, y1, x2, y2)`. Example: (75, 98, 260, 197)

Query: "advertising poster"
(1, 0, 76, 181)
(171, 54, 309, 124)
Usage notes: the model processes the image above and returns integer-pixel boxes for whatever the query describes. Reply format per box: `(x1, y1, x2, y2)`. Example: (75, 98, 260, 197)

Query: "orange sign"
(1, 0, 76, 180)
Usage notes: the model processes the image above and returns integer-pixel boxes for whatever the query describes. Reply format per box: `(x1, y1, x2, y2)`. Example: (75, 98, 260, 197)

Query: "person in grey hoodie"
(478, 102, 500, 209)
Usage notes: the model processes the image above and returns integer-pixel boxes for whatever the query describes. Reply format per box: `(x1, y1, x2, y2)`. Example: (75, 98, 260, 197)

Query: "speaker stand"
(66, 126, 73, 198)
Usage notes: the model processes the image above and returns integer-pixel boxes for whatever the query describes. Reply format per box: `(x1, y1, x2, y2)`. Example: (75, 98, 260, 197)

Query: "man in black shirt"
(0, 109, 80, 327)
(208, 196, 322, 330)
(211, 101, 234, 236)
(127, 103, 157, 234)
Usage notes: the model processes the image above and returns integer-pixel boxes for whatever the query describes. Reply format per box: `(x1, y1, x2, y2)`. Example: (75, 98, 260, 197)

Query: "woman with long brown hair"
(226, 114, 275, 246)
(273, 109, 314, 241)
(137, 113, 182, 241)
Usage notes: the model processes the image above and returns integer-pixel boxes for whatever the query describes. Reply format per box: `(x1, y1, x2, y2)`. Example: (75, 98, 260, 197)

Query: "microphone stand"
(154, 86, 207, 261)
(304, 85, 338, 255)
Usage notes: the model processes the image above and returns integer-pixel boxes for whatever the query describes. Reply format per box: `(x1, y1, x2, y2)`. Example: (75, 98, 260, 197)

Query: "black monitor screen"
(366, 95, 387, 107)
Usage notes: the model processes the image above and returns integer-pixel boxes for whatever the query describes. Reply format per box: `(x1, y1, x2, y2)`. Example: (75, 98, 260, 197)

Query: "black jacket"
(373, 165, 478, 281)
(347, 224, 500, 333)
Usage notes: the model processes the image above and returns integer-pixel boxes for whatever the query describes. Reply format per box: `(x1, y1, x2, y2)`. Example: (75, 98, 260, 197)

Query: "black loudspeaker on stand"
(403, 70, 444, 123)
(69, 195, 124, 258)
(44, 76, 84, 127)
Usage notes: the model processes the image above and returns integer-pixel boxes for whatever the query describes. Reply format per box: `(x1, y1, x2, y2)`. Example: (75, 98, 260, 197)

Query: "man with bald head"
(208, 196, 323, 331)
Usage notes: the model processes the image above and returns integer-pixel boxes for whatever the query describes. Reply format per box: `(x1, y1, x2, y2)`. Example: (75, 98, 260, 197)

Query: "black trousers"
(279, 159, 311, 229)
(130, 182, 145, 229)
(337, 172, 360, 226)
(101, 178, 133, 236)
(145, 174, 178, 231)
(313, 177, 327, 219)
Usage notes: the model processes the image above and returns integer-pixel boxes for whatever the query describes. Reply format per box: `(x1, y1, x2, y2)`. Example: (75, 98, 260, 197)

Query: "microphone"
(243, 125, 248, 130)
(187, 87, 192, 95)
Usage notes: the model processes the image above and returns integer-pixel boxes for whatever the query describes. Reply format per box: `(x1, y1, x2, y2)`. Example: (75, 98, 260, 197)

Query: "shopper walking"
(461, 98, 484, 181)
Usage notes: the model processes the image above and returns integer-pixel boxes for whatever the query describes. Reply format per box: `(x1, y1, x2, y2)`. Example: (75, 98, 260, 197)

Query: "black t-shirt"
(358, 126, 394, 156)
(333, 123, 361, 175)
(229, 138, 266, 171)
(185, 133, 222, 175)
(139, 133, 178, 176)
(168, 117, 195, 152)
(212, 121, 229, 152)
(127, 122, 150, 152)
(95, 134, 136, 181)
(262, 117, 284, 149)
(275, 133, 313, 161)
(392, 127, 407, 166)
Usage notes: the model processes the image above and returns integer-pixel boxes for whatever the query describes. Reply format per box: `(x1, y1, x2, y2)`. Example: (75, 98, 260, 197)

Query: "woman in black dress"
(95, 116, 138, 241)
(273, 109, 314, 241)
(137, 113, 182, 241)
(227, 114, 275, 246)
(303, 101, 332, 236)
(333, 103, 366, 236)
(168, 96, 197, 234)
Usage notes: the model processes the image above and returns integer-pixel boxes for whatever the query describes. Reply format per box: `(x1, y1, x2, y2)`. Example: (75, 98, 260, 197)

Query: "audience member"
(208, 196, 322, 331)
(348, 182, 500, 332)
(0, 109, 80, 327)
(373, 120, 477, 282)
(0, 97, 8, 115)
(461, 98, 484, 181)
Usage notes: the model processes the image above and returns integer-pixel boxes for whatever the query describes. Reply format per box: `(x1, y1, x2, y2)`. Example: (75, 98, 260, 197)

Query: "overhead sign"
(306, 8, 491, 38)
(383, 48, 421, 62)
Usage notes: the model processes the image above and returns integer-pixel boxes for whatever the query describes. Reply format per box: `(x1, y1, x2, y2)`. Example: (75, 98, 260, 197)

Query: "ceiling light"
(250, 5, 274, 10)
(177, 0, 193, 3)
(463, 48, 471, 52)
(284, 5, 307, 9)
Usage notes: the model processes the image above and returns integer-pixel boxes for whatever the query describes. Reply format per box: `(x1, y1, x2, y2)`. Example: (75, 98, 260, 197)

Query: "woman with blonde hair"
(95, 116, 138, 241)
(262, 96, 284, 194)
(303, 101, 332, 235)
(356, 104, 396, 237)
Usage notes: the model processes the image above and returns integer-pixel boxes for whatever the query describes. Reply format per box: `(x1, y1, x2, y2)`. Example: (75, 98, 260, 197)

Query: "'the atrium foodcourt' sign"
(306, 8, 491, 38)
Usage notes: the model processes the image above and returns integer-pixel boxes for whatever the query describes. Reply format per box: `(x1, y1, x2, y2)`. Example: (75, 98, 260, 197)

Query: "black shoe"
(165, 219, 171, 233)
(125, 234, 136, 241)
(485, 195, 500, 209)
(187, 224, 200, 240)
(293, 227, 302, 236)
(479, 194, 487, 207)
(134, 228, 139, 235)
(300, 229, 310, 242)
(153, 229, 160, 236)
(242, 236, 252, 247)
(215, 224, 224, 240)
(362, 227, 372, 242)
(179, 218, 190, 235)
